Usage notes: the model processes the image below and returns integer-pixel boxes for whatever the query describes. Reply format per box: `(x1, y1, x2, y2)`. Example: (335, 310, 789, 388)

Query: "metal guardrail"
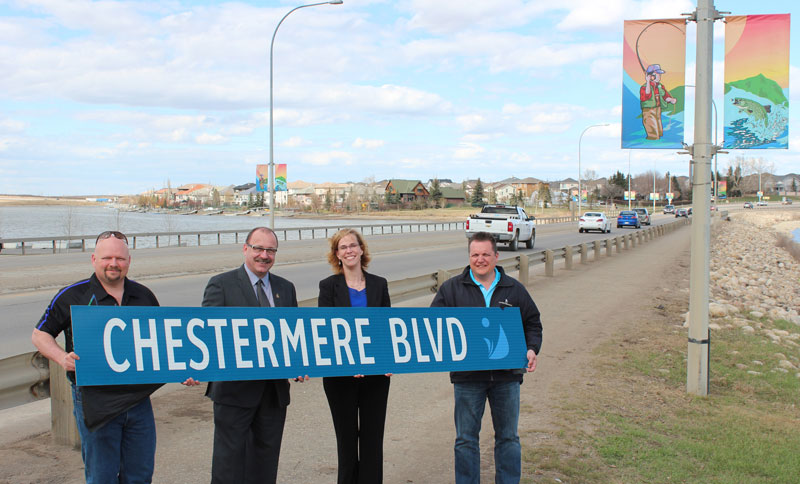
(0, 218, 691, 410)
(0, 212, 634, 255)
(0, 222, 467, 254)
(0, 352, 50, 409)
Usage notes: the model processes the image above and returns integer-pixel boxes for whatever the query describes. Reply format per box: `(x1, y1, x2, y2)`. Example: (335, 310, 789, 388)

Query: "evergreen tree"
(471, 179, 484, 206)
(430, 179, 443, 208)
(609, 170, 627, 190)
(324, 189, 333, 211)
(537, 184, 552, 208)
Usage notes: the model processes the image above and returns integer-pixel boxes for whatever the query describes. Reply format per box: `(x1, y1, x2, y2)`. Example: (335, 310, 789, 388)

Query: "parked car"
(663, 204, 675, 214)
(756, 200, 768, 206)
(617, 210, 640, 229)
(743, 202, 753, 209)
(579, 212, 612, 233)
(782, 197, 793, 205)
(675, 208, 689, 218)
(632, 207, 651, 225)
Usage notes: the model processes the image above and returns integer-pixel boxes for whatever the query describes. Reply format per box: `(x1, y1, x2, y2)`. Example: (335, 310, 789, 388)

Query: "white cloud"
(453, 142, 485, 160)
(352, 138, 385, 149)
(302, 150, 354, 166)
(195, 133, 227, 144)
(0, 118, 27, 133)
(282, 136, 311, 148)
(404, 0, 557, 35)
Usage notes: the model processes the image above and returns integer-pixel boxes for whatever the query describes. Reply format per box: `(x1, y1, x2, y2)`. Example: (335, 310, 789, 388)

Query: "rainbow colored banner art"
(724, 14, 790, 149)
(621, 19, 686, 149)
(717, 180, 727, 199)
(256, 164, 269, 192)
(275, 164, 287, 192)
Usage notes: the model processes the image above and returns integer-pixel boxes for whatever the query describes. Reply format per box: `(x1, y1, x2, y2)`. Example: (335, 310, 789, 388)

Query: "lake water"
(0, 205, 427, 249)
(794, 228, 800, 243)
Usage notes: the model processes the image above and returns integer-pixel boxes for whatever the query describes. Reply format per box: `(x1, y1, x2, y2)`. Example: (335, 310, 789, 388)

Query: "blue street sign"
(71, 306, 528, 386)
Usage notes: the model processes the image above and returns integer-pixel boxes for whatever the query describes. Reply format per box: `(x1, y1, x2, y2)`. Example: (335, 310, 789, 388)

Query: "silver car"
(632, 208, 651, 225)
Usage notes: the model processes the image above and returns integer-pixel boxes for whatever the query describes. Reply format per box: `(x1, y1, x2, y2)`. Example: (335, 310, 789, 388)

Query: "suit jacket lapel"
(236, 265, 260, 307)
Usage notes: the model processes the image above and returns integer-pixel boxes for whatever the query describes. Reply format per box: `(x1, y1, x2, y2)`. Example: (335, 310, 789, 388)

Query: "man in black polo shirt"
(32, 230, 162, 484)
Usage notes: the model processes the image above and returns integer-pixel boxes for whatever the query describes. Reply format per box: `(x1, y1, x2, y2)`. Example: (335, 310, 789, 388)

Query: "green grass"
(524, 315, 800, 483)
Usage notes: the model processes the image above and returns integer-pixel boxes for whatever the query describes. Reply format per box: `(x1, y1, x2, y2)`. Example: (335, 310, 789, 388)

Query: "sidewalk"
(0, 224, 693, 483)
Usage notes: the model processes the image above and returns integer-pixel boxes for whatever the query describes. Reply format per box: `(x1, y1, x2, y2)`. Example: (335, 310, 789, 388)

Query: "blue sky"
(0, 0, 797, 195)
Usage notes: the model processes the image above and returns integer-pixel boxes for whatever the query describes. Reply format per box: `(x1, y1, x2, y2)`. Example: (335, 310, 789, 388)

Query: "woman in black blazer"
(318, 228, 391, 484)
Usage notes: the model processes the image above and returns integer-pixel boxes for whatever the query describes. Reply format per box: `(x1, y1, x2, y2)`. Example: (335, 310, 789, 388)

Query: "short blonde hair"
(327, 229, 371, 274)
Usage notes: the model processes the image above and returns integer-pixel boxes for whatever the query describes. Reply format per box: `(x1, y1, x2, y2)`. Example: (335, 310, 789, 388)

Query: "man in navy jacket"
(431, 231, 542, 484)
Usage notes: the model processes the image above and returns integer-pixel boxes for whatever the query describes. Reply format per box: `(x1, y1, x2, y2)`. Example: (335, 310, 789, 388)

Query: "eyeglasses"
(247, 243, 277, 255)
(96, 231, 128, 244)
(338, 242, 360, 252)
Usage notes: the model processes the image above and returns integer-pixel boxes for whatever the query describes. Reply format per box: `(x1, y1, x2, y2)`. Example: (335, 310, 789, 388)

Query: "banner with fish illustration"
(255, 164, 288, 191)
(621, 19, 686, 149)
(275, 164, 287, 192)
(724, 14, 790, 149)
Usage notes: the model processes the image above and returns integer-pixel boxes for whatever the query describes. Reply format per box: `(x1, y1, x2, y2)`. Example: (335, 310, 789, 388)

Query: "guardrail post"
(81, 240, 86, 252)
(217, 233, 221, 245)
(615, 236, 622, 254)
(178, 234, 182, 246)
(156, 235, 159, 248)
(545, 250, 554, 276)
(52, 240, 56, 254)
(594, 240, 601, 260)
(50, 362, 80, 448)
(622, 234, 629, 250)
(606, 239, 613, 257)
(436, 270, 450, 291)
(580, 243, 588, 264)
(133, 236, 137, 249)
(564, 246, 573, 270)
(519, 254, 529, 286)
(631, 232, 637, 248)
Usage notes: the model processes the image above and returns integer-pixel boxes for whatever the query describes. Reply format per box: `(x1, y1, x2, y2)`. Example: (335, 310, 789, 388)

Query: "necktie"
(255, 279, 271, 307)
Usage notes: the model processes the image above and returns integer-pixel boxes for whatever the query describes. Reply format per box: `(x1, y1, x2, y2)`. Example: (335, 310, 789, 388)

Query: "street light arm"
(577, 123, 609, 215)
(269, 1, 342, 229)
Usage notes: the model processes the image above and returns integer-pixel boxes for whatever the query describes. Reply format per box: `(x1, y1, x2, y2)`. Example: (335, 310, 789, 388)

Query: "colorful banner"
(621, 19, 686, 149)
(275, 164, 287, 192)
(581, 190, 588, 203)
(723, 14, 790, 149)
(649, 193, 660, 201)
(666, 192, 674, 200)
(256, 164, 269, 192)
(71, 306, 528, 386)
(624, 191, 636, 201)
(718, 180, 727, 199)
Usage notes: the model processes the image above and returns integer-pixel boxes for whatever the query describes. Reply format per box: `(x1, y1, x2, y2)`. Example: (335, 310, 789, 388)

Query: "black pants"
(210, 401, 287, 484)
(323, 375, 391, 484)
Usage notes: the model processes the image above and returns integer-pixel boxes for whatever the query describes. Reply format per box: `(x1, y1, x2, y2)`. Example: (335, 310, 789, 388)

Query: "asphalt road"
(0, 215, 678, 359)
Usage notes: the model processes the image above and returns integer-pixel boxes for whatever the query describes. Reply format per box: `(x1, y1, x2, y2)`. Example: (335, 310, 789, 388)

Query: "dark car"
(675, 208, 689, 218)
(617, 210, 640, 229)
(743, 202, 753, 209)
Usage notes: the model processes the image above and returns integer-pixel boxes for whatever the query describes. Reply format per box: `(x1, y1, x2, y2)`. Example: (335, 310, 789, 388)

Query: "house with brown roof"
(385, 179, 429, 203)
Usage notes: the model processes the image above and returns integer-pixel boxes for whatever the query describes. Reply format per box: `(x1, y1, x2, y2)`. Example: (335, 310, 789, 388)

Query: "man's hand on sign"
(293, 375, 310, 382)
(63, 351, 79, 372)
(181, 378, 202, 386)
(526, 350, 537, 373)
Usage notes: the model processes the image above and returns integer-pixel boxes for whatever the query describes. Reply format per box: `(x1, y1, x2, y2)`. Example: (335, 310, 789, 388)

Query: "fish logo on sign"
(482, 317, 509, 360)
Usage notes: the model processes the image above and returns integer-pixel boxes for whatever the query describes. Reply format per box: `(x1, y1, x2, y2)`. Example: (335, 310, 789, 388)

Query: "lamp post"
(269, 0, 343, 229)
(685, 84, 719, 204)
(628, 150, 632, 210)
(578, 123, 609, 215)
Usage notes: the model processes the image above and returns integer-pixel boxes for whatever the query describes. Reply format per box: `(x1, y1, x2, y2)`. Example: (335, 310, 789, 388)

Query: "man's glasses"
(96, 231, 128, 244)
(247, 243, 278, 255)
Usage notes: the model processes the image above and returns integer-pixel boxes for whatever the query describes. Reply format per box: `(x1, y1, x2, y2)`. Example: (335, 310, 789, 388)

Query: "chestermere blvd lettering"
(72, 307, 526, 386)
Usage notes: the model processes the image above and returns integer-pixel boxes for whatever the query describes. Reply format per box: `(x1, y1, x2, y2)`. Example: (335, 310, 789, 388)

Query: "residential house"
(439, 186, 467, 206)
(385, 179, 429, 203)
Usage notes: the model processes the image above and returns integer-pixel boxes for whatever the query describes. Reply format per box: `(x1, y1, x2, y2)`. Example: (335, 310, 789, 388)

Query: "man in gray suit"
(202, 227, 301, 484)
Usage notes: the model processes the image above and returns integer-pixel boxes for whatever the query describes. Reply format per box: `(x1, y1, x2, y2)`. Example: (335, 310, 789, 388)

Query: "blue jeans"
(453, 381, 521, 484)
(72, 386, 157, 484)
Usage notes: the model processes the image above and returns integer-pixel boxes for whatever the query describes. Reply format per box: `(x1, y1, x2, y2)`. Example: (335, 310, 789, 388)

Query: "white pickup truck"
(465, 204, 536, 251)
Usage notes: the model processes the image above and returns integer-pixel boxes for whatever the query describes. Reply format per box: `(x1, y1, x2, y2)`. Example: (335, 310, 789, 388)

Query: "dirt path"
(0, 225, 692, 483)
